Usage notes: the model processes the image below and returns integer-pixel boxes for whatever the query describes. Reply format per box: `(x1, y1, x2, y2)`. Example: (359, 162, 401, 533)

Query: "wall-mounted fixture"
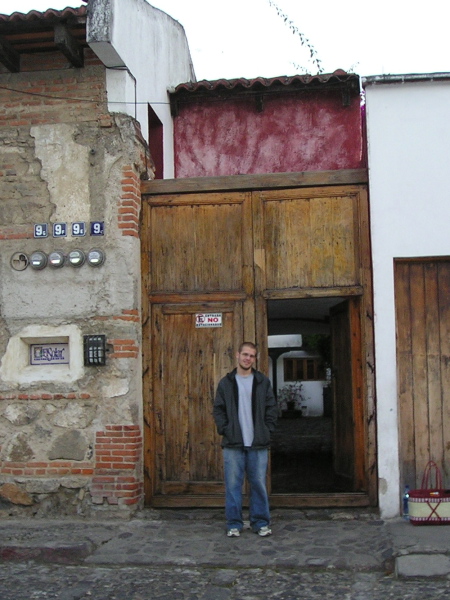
(67, 249, 85, 267)
(87, 248, 105, 267)
(30, 251, 47, 270)
(83, 335, 106, 366)
(11, 248, 105, 270)
(10, 252, 29, 271)
(48, 250, 65, 268)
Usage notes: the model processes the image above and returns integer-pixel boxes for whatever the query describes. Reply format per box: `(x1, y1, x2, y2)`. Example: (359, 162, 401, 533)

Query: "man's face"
(236, 346, 257, 372)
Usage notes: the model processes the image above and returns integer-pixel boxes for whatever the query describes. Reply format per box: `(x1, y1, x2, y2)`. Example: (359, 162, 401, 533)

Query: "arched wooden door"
(141, 175, 376, 508)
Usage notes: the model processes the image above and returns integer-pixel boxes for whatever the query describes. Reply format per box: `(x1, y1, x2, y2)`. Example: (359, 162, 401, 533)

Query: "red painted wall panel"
(174, 90, 364, 178)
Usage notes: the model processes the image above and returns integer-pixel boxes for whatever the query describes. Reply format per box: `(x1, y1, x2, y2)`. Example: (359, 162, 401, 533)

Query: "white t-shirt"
(236, 374, 254, 447)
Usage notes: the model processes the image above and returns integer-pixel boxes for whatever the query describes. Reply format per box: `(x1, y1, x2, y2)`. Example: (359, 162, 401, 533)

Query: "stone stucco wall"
(0, 48, 151, 516)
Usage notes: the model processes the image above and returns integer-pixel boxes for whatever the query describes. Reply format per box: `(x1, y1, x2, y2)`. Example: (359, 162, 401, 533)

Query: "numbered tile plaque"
(90, 221, 105, 236)
(52, 223, 67, 237)
(72, 222, 86, 237)
(34, 223, 48, 238)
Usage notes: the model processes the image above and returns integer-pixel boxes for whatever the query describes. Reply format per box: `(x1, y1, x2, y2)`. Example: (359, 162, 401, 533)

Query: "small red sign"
(195, 313, 223, 328)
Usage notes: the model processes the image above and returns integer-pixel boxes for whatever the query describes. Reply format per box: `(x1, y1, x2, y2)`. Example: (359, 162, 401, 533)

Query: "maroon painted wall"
(173, 89, 364, 178)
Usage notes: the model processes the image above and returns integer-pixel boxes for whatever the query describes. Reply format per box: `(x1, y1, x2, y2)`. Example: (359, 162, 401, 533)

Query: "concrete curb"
(396, 554, 450, 578)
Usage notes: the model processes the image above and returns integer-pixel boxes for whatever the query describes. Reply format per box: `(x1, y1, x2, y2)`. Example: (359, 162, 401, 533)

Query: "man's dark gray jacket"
(213, 368, 278, 449)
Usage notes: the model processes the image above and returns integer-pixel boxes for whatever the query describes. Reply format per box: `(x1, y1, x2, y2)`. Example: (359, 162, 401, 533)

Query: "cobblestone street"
(1, 563, 450, 600)
(1, 509, 450, 597)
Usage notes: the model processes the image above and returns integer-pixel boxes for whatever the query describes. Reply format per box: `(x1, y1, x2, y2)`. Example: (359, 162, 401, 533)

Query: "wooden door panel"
(395, 261, 415, 485)
(146, 190, 255, 504)
(331, 300, 355, 481)
(330, 298, 365, 490)
(148, 192, 251, 293)
(255, 187, 360, 291)
(396, 259, 450, 488)
(310, 196, 334, 287)
(438, 263, 450, 486)
(152, 302, 242, 498)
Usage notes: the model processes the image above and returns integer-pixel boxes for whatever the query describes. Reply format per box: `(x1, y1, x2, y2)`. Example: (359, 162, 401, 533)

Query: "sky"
(2, 0, 449, 80)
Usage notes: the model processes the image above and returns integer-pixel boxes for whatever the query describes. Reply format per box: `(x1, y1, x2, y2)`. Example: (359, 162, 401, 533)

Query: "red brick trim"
(0, 226, 34, 240)
(0, 461, 94, 477)
(108, 339, 139, 359)
(92, 425, 143, 506)
(0, 424, 144, 508)
(118, 165, 141, 238)
(94, 309, 140, 323)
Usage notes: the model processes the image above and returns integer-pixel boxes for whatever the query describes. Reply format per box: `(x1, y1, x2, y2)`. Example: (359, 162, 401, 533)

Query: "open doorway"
(268, 297, 358, 494)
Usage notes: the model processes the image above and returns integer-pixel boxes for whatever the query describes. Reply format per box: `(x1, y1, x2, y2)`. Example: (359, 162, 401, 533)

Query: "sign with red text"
(195, 313, 223, 328)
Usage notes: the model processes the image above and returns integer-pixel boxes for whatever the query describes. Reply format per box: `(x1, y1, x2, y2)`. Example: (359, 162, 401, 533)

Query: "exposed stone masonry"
(0, 44, 151, 516)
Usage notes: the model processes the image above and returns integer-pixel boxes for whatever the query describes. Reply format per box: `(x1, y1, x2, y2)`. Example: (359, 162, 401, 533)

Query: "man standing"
(213, 342, 278, 537)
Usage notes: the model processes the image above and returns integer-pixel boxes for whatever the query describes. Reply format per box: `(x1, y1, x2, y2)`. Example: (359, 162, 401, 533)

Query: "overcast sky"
(3, 0, 449, 80)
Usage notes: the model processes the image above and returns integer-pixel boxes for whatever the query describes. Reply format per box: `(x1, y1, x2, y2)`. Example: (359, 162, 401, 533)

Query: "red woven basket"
(409, 461, 450, 525)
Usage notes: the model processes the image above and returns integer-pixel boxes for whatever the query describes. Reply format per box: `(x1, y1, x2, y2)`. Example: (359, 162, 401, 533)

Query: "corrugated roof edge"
(171, 69, 359, 94)
(0, 5, 87, 23)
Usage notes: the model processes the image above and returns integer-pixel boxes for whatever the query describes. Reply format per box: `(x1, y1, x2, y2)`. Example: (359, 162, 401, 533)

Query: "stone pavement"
(2, 561, 450, 600)
(0, 508, 449, 580)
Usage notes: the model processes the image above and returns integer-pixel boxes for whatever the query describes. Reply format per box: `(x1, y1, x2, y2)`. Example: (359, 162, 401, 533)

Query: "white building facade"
(364, 74, 450, 518)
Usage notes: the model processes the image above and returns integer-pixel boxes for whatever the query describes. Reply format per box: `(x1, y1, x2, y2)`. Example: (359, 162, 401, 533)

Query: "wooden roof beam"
(0, 34, 20, 72)
(54, 23, 83, 68)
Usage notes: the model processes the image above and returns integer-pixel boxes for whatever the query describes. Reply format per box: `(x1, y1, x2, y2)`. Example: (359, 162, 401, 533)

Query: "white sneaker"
(227, 528, 241, 537)
(257, 526, 272, 537)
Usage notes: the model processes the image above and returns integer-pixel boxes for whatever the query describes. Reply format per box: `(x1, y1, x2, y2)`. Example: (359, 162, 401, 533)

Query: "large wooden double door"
(141, 174, 376, 507)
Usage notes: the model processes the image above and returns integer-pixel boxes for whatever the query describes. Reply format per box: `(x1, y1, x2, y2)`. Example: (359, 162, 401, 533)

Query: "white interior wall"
(365, 77, 450, 518)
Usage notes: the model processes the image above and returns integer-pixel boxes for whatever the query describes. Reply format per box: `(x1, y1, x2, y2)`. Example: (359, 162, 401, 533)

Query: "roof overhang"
(0, 3, 88, 72)
(169, 70, 361, 116)
(363, 72, 450, 87)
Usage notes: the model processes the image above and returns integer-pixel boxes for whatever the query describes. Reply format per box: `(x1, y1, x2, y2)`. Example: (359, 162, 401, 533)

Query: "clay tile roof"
(172, 70, 359, 95)
(0, 5, 87, 24)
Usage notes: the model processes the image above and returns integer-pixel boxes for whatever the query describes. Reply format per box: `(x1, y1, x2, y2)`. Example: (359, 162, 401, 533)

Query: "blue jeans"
(223, 447, 270, 532)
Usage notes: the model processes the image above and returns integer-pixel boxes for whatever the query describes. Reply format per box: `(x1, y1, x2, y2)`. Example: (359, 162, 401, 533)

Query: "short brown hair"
(238, 342, 257, 353)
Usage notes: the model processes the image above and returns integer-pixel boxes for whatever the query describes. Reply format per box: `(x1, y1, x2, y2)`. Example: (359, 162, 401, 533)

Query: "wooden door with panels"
(142, 173, 376, 507)
(152, 302, 243, 500)
(396, 259, 450, 490)
(251, 186, 365, 373)
(142, 191, 256, 507)
(252, 186, 371, 506)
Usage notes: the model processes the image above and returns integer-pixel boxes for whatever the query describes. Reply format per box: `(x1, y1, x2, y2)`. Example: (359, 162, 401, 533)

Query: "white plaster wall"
(31, 124, 90, 223)
(87, 0, 195, 178)
(0, 122, 141, 322)
(300, 381, 325, 417)
(0, 325, 84, 385)
(365, 78, 450, 518)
